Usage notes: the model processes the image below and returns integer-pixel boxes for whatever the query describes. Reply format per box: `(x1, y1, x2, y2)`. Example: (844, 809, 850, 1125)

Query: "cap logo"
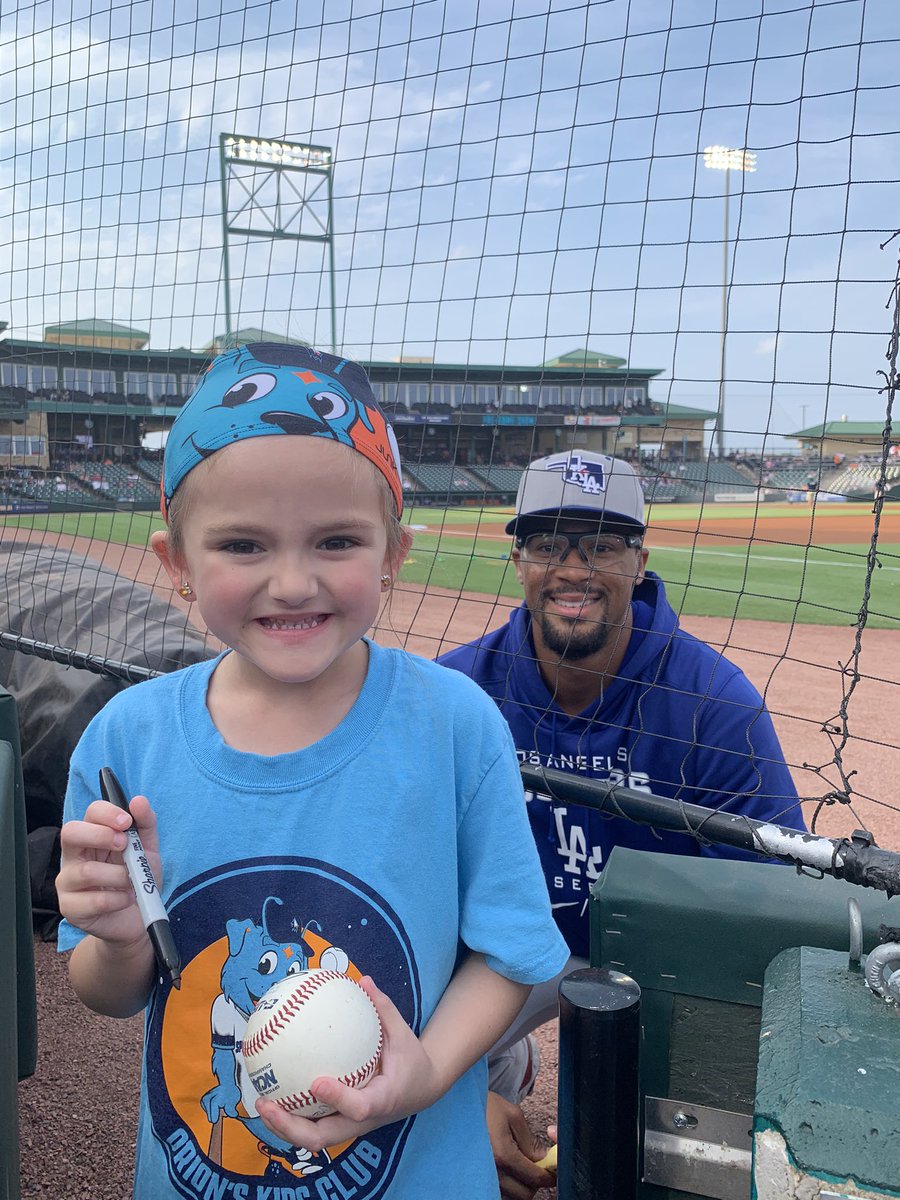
(546, 452, 607, 496)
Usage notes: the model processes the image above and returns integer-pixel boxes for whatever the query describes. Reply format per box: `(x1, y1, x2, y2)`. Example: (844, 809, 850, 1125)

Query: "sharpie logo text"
(128, 833, 159, 896)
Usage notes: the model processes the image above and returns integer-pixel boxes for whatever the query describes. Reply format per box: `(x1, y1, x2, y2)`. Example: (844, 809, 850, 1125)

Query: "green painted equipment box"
(590, 848, 900, 1200)
(0, 686, 36, 1200)
(755, 946, 900, 1199)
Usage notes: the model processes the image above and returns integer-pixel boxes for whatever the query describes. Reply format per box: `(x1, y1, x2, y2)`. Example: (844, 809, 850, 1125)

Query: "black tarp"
(0, 540, 214, 832)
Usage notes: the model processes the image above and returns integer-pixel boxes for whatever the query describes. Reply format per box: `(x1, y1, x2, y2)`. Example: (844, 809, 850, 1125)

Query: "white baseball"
(242, 968, 383, 1119)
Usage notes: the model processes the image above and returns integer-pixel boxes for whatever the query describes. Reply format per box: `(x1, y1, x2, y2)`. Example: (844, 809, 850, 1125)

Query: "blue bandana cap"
(161, 343, 403, 517)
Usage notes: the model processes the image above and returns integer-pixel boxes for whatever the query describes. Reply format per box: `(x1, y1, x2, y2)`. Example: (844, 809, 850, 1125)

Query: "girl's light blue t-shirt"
(59, 640, 568, 1200)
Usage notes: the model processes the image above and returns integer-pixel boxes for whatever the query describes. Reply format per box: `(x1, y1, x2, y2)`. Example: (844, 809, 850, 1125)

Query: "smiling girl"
(56, 344, 567, 1200)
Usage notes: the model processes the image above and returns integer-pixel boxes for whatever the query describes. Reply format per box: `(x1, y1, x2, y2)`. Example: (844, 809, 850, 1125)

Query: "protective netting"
(0, 1, 898, 855)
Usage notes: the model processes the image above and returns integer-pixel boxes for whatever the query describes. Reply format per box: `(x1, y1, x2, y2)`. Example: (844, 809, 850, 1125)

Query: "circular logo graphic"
(145, 858, 420, 1198)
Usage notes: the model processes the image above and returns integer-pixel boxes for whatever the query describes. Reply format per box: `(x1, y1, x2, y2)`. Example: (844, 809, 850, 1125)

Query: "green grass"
(643, 542, 900, 627)
(400, 517, 900, 630)
(0, 509, 163, 546)
(5, 503, 897, 629)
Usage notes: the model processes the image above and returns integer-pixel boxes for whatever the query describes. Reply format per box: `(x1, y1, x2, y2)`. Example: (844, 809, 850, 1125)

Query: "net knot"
(821, 790, 854, 807)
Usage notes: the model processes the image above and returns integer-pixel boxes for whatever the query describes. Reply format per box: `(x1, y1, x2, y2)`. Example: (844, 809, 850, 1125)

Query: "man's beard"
(536, 606, 612, 662)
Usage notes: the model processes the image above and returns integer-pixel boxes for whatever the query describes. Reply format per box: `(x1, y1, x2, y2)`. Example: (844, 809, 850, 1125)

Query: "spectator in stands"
(439, 450, 805, 1199)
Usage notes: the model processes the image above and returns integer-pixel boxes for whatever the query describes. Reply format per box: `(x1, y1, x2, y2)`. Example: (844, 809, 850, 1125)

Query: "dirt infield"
(643, 504, 897, 547)
(644, 503, 900, 547)
(433, 499, 899, 548)
(384, 500, 900, 846)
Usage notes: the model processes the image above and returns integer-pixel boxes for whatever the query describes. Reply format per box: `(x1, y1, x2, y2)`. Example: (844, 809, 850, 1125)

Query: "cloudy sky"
(2, 0, 899, 447)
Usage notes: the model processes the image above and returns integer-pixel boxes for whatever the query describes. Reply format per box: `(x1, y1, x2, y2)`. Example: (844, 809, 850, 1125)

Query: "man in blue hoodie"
(439, 450, 805, 1199)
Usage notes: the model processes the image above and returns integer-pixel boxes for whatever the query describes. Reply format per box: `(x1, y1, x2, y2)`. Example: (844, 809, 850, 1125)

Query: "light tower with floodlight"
(219, 134, 336, 351)
(702, 145, 757, 459)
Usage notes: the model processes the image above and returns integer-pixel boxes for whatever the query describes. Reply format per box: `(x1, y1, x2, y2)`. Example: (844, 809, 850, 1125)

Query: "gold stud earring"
(178, 583, 195, 600)
(380, 575, 391, 591)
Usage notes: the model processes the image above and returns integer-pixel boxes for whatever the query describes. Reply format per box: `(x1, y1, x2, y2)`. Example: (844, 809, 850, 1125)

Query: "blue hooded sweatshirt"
(439, 571, 804, 958)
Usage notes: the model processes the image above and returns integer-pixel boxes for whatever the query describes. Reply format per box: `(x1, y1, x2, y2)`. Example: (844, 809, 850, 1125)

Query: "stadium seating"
(0, 474, 94, 504)
(404, 464, 486, 497)
(672, 460, 757, 487)
(69, 463, 161, 503)
(137, 457, 163, 482)
(825, 463, 900, 498)
(661, 459, 759, 501)
(764, 469, 812, 491)
(640, 480, 681, 503)
(469, 466, 524, 492)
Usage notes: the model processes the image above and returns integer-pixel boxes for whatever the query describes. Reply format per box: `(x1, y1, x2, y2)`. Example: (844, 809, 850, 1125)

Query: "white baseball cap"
(506, 451, 645, 536)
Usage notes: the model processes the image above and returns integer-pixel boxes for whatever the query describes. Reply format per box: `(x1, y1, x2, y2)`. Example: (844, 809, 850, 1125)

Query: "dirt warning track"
(435, 502, 898, 549)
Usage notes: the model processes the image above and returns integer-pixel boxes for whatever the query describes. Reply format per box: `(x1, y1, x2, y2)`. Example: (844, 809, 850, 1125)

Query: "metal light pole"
(219, 135, 337, 350)
(702, 146, 757, 458)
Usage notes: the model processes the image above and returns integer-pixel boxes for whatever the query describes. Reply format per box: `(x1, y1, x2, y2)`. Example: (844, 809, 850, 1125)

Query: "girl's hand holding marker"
(57, 769, 180, 991)
(98, 768, 181, 989)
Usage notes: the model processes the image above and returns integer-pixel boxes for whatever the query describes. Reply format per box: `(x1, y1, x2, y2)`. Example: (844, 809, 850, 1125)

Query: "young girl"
(56, 343, 568, 1200)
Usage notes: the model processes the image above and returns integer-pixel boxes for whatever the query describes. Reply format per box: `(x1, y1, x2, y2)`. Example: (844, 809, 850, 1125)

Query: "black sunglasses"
(516, 530, 644, 565)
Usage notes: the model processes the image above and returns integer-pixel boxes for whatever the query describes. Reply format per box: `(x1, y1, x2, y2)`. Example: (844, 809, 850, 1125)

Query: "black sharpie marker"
(99, 767, 182, 990)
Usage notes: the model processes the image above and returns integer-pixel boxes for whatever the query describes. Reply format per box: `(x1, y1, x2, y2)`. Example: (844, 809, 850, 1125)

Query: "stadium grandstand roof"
(0, 335, 666, 389)
(200, 328, 309, 353)
(44, 319, 150, 340)
(361, 358, 664, 383)
(0, 337, 200, 370)
(791, 421, 887, 438)
(543, 347, 628, 369)
(623, 402, 714, 423)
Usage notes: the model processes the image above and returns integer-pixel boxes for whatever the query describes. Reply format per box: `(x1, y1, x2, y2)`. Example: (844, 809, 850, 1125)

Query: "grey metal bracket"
(643, 1096, 752, 1200)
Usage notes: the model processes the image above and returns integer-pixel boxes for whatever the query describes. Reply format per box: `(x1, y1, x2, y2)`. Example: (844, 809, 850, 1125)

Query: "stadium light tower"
(702, 145, 757, 458)
(219, 135, 337, 350)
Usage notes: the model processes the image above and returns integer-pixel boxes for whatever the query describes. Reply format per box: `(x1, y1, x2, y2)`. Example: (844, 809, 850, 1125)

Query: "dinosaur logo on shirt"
(199, 896, 352, 1179)
(146, 860, 419, 1199)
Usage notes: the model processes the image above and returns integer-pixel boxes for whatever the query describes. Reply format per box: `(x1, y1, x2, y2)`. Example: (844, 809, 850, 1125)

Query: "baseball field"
(389, 500, 900, 847)
(7, 497, 900, 628)
(399, 499, 900, 629)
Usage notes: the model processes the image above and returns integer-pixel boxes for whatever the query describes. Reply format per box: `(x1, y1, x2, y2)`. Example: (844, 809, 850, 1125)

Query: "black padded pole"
(557, 967, 641, 1200)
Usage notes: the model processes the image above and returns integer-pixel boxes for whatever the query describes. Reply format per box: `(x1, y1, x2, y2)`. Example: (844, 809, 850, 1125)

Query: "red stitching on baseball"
(276, 1088, 318, 1111)
(275, 1047, 380, 1112)
(244, 972, 380, 1087)
(247, 970, 339, 1054)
